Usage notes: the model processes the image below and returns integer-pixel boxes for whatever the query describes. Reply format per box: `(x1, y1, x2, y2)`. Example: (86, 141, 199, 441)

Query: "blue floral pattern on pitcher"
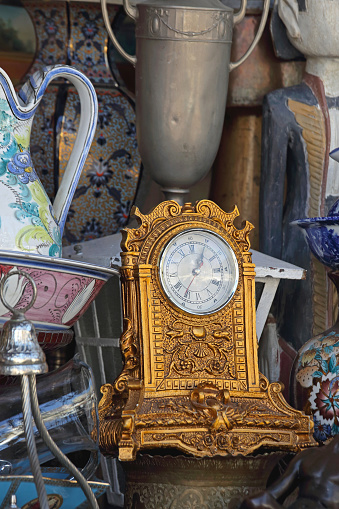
(7, 151, 38, 184)
(0, 98, 61, 256)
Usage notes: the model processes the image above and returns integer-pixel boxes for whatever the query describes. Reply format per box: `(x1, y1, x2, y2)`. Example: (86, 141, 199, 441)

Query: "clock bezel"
(158, 227, 239, 316)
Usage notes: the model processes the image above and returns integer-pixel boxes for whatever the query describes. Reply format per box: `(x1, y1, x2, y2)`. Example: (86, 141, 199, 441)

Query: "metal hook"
(0, 270, 37, 315)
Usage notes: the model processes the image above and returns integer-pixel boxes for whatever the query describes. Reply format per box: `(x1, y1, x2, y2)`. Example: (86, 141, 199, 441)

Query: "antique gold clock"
(99, 200, 315, 461)
(159, 228, 239, 315)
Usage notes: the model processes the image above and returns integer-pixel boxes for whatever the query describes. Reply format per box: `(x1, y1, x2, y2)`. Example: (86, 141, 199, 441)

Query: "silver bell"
(0, 271, 48, 376)
(6, 495, 20, 509)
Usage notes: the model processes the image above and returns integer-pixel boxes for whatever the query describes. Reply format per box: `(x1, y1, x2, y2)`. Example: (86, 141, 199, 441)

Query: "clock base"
(99, 375, 315, 460)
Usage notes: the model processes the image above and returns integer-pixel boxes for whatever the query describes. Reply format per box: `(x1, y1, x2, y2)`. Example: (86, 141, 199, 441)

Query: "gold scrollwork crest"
(121, 200, 254, 256)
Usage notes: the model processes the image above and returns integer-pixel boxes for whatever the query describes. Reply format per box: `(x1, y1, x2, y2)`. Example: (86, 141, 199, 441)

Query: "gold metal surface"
(99, 200, 315, 460)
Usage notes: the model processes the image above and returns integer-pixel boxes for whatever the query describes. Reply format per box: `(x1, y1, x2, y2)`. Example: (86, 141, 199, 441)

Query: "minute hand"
(185, 248, 205, 296)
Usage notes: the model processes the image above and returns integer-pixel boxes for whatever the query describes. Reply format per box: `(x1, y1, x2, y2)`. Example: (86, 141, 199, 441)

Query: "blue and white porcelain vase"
(0, 65, 97, 256)
(22, 1, 141, 245)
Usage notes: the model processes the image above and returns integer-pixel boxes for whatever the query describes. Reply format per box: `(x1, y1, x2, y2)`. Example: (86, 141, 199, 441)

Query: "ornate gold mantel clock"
(99, 200, 315, 461)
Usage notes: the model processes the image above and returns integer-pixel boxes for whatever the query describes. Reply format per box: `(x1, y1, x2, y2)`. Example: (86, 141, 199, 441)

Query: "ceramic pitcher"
(0, 65, 97, 257)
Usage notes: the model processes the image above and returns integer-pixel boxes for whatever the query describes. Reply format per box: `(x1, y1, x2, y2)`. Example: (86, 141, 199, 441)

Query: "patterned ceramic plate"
(0, 249, 118, 331)
(0, 468, 108, 509)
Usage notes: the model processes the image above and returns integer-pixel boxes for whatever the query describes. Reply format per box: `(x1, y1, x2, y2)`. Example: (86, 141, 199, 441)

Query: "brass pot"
(122, 452, 286, 509)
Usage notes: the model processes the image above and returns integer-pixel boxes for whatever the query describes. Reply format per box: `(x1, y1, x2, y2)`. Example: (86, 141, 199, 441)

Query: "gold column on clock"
(99, 200, 315, 461)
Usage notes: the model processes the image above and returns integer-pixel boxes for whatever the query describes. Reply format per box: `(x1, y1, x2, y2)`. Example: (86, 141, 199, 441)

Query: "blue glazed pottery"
(291, 200, 339, 270)
(22, 1, 141, 245)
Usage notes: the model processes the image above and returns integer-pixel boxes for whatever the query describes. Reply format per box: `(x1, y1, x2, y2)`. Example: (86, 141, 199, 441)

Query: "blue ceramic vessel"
(292, 200, 339, 270)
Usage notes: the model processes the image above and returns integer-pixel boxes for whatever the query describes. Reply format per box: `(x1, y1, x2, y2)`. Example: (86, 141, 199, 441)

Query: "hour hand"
(192, 247, 205, 275)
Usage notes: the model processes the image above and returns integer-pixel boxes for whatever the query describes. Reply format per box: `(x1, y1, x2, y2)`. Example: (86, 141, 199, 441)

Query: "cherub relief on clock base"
(98, 200, 315, 461)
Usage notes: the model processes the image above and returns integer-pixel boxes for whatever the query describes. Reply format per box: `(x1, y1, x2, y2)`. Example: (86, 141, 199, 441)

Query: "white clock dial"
(159, 229, 239, 315)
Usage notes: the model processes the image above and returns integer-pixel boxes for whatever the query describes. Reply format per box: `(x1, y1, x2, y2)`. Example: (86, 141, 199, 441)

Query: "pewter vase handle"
(229, 0, 270, 71)
(101, 0, 137, 67)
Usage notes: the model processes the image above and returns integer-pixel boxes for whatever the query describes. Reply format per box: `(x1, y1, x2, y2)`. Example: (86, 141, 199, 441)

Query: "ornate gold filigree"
(194, 202, 254, 253)
(122, 200, 254, 258)
(190, 383, 246, 431)
(164, 322, 235, 378)
(99, 200, 315, 460)
(121, 201, 181, 253)
(98, 384, 114, 416)
(113, 317, 139, 394)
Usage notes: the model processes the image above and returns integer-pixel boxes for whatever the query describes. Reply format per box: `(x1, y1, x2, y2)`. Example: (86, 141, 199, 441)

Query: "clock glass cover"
(159, 229, 239, 315)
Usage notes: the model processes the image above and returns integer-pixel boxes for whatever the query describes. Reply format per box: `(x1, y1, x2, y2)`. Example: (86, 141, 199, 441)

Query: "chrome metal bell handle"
(101, 0, 137, 66)
(0, 271, 37, 316)
(229, 0, 270, 71)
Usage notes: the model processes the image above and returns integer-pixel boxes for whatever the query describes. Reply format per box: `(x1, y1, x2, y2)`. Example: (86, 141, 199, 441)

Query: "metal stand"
(0, 271, 100, 509)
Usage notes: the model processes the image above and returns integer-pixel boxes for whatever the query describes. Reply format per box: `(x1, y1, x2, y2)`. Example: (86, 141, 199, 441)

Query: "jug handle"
(36, 66, 98, 236)
(229, 0, 270, 71)
(101, 0, 137, 67)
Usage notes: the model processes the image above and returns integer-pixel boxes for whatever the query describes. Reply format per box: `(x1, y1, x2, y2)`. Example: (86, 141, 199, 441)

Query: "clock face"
(159, 229, 239, 315)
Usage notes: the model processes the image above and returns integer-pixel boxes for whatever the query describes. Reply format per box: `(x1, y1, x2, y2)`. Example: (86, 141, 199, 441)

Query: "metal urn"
(101, 0, 269, 204)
